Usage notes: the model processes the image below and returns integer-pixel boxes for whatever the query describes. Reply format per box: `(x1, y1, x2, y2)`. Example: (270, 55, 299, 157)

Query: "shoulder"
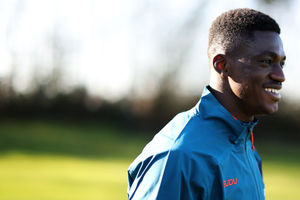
(129, 102, 234, 174)
(134, 107, 231, 166)
(128, 110, 199, 168)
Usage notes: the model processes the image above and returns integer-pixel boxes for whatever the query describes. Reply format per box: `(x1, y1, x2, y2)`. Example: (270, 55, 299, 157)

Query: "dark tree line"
(1, 78, 300, 144)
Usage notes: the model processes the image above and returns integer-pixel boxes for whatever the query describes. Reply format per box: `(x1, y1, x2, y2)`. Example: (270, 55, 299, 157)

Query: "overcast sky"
(0, 0, 299, 102)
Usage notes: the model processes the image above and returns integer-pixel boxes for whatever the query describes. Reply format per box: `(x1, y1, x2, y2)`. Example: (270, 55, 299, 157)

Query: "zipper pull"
(250, 129, 255, 152)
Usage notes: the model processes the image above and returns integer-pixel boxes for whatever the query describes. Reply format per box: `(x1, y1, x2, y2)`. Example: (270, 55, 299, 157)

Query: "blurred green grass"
(0, 120, 299, 200)
(0, 153, 130, 200)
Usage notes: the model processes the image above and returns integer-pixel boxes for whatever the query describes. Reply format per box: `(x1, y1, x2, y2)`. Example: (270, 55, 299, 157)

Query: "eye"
(261, 59, 272, 64)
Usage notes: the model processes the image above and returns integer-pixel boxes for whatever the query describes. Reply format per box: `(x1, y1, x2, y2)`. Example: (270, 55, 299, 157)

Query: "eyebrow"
(257, 51, 286, 60)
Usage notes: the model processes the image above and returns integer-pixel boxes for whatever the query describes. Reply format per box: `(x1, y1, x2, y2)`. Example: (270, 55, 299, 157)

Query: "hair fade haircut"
(208, 8, 281, 58)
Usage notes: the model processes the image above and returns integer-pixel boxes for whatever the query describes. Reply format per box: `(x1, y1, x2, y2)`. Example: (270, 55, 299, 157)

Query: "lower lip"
(264, 90, 281, 101)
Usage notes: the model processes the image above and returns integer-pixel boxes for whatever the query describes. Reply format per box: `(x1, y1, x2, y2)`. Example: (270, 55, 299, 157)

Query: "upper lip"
(263, 84, 282, 90)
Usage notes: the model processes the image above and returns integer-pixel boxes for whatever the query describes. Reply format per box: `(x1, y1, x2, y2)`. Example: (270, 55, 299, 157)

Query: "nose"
(270, 64, 285, 83)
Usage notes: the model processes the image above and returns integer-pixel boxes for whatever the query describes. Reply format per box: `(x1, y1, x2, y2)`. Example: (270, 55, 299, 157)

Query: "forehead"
(236, 31, 285, 58)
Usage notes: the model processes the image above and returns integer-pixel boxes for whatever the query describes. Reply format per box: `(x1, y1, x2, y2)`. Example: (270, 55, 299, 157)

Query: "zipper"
(244, 128, 261, 199)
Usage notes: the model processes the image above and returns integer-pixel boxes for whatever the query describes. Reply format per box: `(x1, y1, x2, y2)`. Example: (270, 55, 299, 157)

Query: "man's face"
(226, 31, 286, 116)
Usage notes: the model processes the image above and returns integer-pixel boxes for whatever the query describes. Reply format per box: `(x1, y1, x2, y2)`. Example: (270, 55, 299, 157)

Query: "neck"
(207, 85, 254, 122)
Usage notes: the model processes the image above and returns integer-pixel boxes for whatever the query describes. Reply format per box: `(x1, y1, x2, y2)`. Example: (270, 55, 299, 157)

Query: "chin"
(263, 102, 279, 115)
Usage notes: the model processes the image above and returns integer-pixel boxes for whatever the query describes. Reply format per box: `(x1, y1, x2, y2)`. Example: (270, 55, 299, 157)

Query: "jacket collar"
(195, 85, 258, 143)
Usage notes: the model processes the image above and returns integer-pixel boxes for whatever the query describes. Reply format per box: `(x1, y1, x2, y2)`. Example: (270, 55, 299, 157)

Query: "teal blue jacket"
(127, 86, 265, 200)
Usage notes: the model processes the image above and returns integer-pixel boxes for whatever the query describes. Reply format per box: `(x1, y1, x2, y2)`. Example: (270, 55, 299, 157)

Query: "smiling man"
(127, 8, 285, 200)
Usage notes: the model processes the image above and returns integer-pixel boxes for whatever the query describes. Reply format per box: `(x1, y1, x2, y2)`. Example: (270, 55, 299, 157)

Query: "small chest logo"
(224, 178, 237, 187)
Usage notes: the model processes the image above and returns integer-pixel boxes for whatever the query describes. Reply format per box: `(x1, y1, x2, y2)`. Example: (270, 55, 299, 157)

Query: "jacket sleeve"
(127, 148, 220, 200)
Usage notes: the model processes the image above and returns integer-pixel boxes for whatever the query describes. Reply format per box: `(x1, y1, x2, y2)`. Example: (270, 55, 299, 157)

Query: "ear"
(212, 54, 228, 77)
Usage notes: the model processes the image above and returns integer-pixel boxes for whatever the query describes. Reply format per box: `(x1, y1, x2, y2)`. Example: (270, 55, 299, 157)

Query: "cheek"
(228, 77, 250, 99)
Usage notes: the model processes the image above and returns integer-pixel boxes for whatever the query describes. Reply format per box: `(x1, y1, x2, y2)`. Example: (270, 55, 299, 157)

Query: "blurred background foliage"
(0, 0, 299, 199)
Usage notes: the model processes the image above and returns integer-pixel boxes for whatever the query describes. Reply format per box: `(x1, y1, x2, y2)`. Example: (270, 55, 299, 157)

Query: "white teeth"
(264, 88, 279, 94)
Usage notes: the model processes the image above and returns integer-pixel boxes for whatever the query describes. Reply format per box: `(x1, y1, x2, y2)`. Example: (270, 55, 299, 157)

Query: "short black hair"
(208, 8, 280, 58)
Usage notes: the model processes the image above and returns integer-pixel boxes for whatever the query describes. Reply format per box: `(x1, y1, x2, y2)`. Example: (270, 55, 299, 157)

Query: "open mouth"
(264, 88, 281, 101)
